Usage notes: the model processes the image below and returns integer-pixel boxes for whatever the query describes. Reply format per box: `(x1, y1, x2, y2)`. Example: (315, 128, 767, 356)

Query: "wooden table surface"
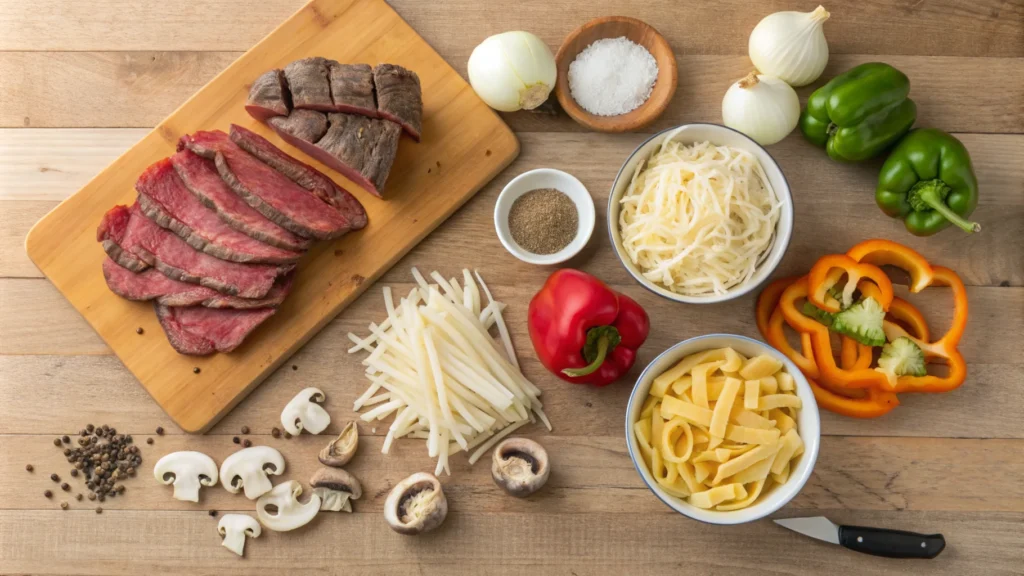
(1, 1, 1022, 574)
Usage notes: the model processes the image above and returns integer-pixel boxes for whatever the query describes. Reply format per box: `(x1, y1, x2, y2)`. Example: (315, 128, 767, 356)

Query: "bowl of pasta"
(608, 123, 793, 304)
(626, 334, 820, 524)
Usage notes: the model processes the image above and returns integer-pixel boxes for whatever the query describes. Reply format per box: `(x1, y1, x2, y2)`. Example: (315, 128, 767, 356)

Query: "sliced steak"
(171, 150, 311, 252)
(373, 64, 423, 141)
(316, 113, 401, 197)
(96, 204, 149, 272)
(267, 109, 328, 143)
(329, 63, 376, 117)
(284, 57, 333, 111)
(100, 203, 287, 299)
(246, 70, 290, 122)
(230, 124, 367, 230)
(102, 257, 291, 309)
(156, 303, 275, 355)
(136, 158, 302, 264)
(180, 130, 352, 240)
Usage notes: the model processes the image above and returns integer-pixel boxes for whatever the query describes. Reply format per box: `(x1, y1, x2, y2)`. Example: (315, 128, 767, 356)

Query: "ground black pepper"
(507, 188, 578, 255)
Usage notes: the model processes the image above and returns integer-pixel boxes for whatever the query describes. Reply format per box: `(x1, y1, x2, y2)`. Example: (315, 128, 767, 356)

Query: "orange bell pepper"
(756, 276, 799, 338)
(807, 254, 895, 312)
(847, 239, 934, 293)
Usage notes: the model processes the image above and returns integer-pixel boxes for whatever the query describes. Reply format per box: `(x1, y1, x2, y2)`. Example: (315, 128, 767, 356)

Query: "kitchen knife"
(774, 516, 945, 559)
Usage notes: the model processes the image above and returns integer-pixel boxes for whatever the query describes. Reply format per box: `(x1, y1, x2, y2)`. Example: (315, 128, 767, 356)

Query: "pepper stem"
(908, 179, 981, 234)
(562, 335, 610, 378)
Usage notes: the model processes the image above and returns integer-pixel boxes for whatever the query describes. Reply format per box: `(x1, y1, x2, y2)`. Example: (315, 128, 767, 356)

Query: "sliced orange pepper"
(847, 239, 934, 293)
(808, 379, 900, 418)
(807, 254, 895, 312)
(756, 276, 799, 338)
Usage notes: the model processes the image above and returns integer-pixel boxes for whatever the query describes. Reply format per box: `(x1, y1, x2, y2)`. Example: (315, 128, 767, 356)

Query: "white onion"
(721, 72, 800, 146)
(467, 31, 557, 112)
(749, 5, 830, 87)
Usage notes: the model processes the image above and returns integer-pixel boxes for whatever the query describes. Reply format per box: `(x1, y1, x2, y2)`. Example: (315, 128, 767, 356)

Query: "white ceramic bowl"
(608, 123, 794, 304)
(494, 168, 596, 265)
(625, 334, 820, 525)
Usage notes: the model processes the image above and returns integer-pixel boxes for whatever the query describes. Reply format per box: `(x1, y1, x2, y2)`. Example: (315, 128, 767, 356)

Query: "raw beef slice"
(171, 149, 312, 252)
(136, 158, 302, 264)
(180, 130, 353, 240)
(329, 63, 376, 117)
(156, 304, 275, 355)
(373, 63, 423, 141)
(246, 70, 291, 121)
(284, 57, 334, 111)
(229, 124, 367, 230)
(97, 205, 149, 272)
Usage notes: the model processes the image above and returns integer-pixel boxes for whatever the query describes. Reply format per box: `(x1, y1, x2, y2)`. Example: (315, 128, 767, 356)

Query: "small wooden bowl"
(554, 16, 677, 133)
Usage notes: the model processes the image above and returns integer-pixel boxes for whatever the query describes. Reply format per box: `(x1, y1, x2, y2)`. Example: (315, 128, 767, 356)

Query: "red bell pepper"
(528, 269, 650, 387)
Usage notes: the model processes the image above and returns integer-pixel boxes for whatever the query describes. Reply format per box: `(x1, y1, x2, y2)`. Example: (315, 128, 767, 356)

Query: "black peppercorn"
(61, 482, 70, 491)
(50, 473, 59, 482)
(232, 436, 240, 444)
(241, 426, 250, 435)
(193, 367, 201, 374)
(95, 507, 102, 514)
(60, 501, 68, 510)
(86, 424, 95, 433)
(292, 364, 298, 371)
(208, 510, 218, 517)
(25, 464, 33, 472)
(76, 493, 83, 501)
(242, 439, 252, 448)
(70, 469, 79, 477)
(44, 490, 53, 498)
(136, 327, 144, 334)
(88, 493, 96, 501)
(146, 438, 154, 445)
(284, 432, 292, 439)
(155, 427, 164, 435)
(271, 427, 281, 438)
(62, 435, 71, 444)
(53, 438, 62, 446)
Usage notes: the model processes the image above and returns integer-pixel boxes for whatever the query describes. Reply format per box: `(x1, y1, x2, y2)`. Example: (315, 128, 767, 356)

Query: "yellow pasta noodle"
(634, 346, 804, 512)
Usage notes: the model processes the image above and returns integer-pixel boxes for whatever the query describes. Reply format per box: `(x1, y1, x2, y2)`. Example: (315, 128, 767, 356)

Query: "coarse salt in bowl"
(494, 168, 596, 265)
(625, 334, 821, 525)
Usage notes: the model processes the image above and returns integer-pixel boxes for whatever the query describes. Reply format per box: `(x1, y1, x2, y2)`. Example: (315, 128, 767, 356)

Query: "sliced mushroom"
(219, 445, 286, 500)
(318, 421, 358, 467)
(255, 480, 321, 532)
(217, 514, 261, 557)
(384, 472, 447, 535)
(491, 438, 550, 497)
(153, 451, 218, 502)
(309, 467, 362, 513)
(280, 387, 331, 435)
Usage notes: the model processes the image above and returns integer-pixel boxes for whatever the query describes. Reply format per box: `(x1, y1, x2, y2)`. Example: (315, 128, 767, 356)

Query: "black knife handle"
(838, 524, 945, 559)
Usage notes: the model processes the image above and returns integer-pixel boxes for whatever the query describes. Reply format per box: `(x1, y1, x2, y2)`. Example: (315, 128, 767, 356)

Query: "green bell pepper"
(876, 129, 981, 236)
(800, 62, 917, 162)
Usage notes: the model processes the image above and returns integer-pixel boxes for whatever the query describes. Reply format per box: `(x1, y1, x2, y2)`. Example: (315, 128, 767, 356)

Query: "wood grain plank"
(4, 131, 1023, 285)
(3, 53, 1022, 133)
(0, 0, 1020, 57)
(2, 434, 1022, 513)
(0, 509, 1019, 575)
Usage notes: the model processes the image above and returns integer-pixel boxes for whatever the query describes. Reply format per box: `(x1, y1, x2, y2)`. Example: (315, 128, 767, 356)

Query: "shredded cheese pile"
(347, 268, 550, 476)
(618, 140, 781, 296)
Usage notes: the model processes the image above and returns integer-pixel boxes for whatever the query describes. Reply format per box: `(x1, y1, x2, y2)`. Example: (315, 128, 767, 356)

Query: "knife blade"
(774, 516, 945, 559)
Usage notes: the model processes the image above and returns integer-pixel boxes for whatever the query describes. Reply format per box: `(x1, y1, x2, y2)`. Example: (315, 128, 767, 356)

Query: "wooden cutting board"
(24, 0, 518, 433)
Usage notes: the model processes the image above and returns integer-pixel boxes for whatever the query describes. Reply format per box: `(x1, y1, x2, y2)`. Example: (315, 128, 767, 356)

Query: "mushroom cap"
(256, 480, 321, 532)
(153, 451, 218, 502)
(219, 445, 286, 500)
(491, 437, 550, 497)
(384, 472, 447, 535)
(318, 421, 359, 467)
(281, 387, 331, 436)
(217, 514, 261, 557)
(309, 467, 363, 499)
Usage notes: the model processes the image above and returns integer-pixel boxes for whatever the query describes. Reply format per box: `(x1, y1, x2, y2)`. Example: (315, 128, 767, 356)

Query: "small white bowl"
(494, 168, 596, 265)
(608, 123, 794, 304)
(625, 334, 820, 525)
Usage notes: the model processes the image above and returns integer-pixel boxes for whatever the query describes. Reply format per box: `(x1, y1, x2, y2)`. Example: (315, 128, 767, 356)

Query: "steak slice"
(316, 113, 401, 197)
(99, 203, 287, 299)
(171, 150, 311, 252)
(180, 130, 352, 240)
(97, 204, 149, 272)
(102, 257, 292, 309)
(329, 63, 376, 117)
(156, 303, 275, 355)
(246, 70, 290, 122)
(230, 124, 367, 230)
(373, 64, 423, 141)
(284, 57, 334, 111)
(136, 158, 302, 265)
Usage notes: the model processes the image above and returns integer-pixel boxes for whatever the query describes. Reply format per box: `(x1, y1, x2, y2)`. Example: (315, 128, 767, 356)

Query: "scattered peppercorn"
(146, 438, 154, 445)
(88, 493, 96, 501)
(61, 483, 70, 492)
(155, 427, 164, 435)
(53, 438, 62, 447)
(44, 490, 53, 498)
(25, 464, 33, 472)
(62, 435, 71, 444)
(193, 367, 201, 374)
(232, 437, 240, 444)
(136, 327, 144, 334)
(86, 424, 95, 433)
(60, 501, 68, 510)
(76, 493, 83, 501)
(284, 432, 292, 439)
(208, 510, 218, 517)
(70, 469, 79, 477)
(241, 426, 250, 435)
(292, 365, 298, 371)
(95, 507, 103, 514)
(242, 439, 252, 448)
(271, 427, 281, 438)
(50, 473, 59, 482)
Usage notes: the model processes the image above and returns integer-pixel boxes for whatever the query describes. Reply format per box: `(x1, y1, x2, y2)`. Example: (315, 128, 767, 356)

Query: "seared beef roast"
(318, 113, 401, 196)
(330, 63, 377, 117)
(171, 149, 312, 252)
(103, 258, 292, 309)
(245, 70, 290, 121)
(284, 57, 334, 111)
(156, 304, 276, 355)
(373, 64, 422, 141)
(267, 109, 328, 143)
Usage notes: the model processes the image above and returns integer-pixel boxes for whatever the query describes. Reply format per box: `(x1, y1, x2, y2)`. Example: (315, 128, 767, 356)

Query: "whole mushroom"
(318, 421, 358, 467)
(153, 451, 218, 502)
(255, 480, 321, 532)
(491, 438, 550, 497)
(384, 472, 447, 535)
(217, 514, 261, 557)
(219, 445, 286, 500)
(309, 467, 362, 512)
(281, 387, 331, 436)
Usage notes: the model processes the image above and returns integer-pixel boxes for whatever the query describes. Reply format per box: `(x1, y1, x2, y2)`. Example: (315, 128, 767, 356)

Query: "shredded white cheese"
(347, 269, 549, 476)
(618, 139, 781, 296)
